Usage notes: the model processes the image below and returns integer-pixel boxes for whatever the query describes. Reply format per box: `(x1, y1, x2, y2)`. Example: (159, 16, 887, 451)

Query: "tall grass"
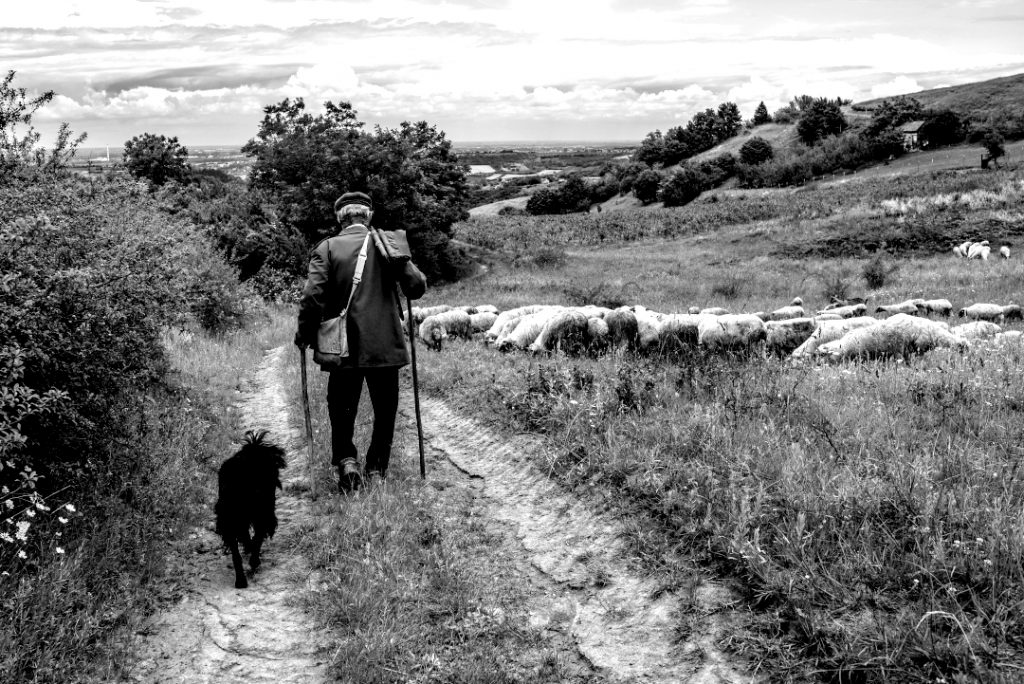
(412, 164, 1024, 681)
(0, 309, 292, 683)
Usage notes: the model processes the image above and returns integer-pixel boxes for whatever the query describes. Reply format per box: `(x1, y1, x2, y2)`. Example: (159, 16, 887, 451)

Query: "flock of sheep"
(952, 240, 1011, 260)
(412, 296, 1023, 362)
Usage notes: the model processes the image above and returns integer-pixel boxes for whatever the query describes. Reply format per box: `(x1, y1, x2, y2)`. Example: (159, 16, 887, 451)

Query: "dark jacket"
(297, 224, 427, 368)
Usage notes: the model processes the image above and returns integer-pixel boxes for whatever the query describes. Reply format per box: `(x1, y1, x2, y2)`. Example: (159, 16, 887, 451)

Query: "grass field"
(417, 162, 1024, 682)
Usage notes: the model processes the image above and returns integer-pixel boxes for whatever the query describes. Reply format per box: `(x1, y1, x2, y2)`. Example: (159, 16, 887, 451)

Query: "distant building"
(502, 163, 530, 173)
(468, 164, 496, 175)
(899, 120, 926, 149)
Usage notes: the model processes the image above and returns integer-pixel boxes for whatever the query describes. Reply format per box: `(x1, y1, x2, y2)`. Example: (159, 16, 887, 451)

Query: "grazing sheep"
(474, 304, 499, 314)
(765, 300, 806, 321)
(469, 311, 498, 334)
(604, 308, 640, 349)
(586, 317, 611, 354)
(418, 310, 473, 351)
(765, 317, 817, 356)
(953, 321, 1002, 340)
(875, 300, 920, 316)
(1000, 245, 1011, 259)
(528, 309, 590, 355)
(957, 303, 1023, 322)
(815, 313, 965, 360)
(700, 306, 730, 316)
(817, 303, 868, 318)
(412, 304, 453, 325)
(697, 314, 767, 352)
(496, 308, 564, 352)
(687, 306, 701, 314)
(814, 313, 843, 322)
(952, 244, 966, 258)
(957, 240, 973, 257)
(916, 298, 953, 317)
(791, 316, 879, 358)
(655, 313, 705, 351)
(822, 296, 867, 311)
(967, 241, 991, 260)
(995, 330, 1023, 345)
(632, 306, 664, 351)
(485, 304, 552, 341)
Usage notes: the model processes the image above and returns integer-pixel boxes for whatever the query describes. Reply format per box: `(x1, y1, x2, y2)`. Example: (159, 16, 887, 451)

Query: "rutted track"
(125, 346, 329, 684)
(417, 396, 754, 684)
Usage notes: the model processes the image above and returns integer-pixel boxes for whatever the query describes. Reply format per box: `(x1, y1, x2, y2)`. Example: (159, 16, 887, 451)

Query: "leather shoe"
(338, 460, 363, 494)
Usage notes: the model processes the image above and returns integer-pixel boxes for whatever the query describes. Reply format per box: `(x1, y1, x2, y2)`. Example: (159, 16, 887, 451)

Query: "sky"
(5, 0, 1024, 148)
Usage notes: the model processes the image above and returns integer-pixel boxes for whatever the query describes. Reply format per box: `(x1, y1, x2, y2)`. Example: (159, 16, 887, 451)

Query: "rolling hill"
(853, 71, 1024, 117)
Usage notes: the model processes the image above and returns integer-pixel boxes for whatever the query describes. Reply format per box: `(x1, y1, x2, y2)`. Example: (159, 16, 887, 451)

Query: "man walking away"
(295, 191, 427, 493)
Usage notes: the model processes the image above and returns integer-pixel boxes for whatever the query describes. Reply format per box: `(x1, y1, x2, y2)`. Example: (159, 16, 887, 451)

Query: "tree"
(739, 137, 774, 165)
(122, 133, 191, 186)
(796, 99, 847, 146)
(660, 165, 706, 207)
(632, 169, 662, 204)
(918, 109, 964, 149)
(982, 129, 1006, 166)
(635, 129, 666, 167)
(864, 96, 923, 139)
(752, 101, 772, 126)
(242, 98, 471, 282)
(714, 102, 743, 140)
(1, 70, 85, 181)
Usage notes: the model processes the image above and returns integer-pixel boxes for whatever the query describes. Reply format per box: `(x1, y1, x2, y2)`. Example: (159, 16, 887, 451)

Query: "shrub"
(740, 137, 774, 165)
(862, 252, 898, 289)
(122, 132, 192, 187)
(633, 169, 662, 204)
(660, 166, 706, 207)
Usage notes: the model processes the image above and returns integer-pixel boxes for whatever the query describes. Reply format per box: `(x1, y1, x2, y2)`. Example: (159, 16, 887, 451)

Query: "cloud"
(870, 76, 922, 98)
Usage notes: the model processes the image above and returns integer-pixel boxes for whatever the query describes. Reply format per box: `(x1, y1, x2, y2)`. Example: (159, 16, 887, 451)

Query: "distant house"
(899, 120, 926, 149)
(502, 162, 530, 173)
(468, 164, 496, 176)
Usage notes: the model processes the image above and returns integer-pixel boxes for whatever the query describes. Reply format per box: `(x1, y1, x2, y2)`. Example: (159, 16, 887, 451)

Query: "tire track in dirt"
(416, 396, 755, 684)
(125, 346, 329, 684)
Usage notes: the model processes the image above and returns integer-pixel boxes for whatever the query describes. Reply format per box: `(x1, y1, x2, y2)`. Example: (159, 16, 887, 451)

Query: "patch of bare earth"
(414, 397, 756, 684)
(124, 347, 330, 684)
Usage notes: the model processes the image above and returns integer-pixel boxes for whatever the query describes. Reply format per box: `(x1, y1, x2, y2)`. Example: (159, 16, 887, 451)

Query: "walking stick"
(368, 226, 427, 479)
(299, 347, 318, 496)
(406, 296, 426, 479)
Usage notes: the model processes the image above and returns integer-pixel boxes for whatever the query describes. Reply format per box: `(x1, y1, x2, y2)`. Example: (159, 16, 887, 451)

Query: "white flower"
(64, 503, 76, 513)
(0, 532, 13, 543)
(17, 550, 26, 559)
(58, 517, 68, 524)
(14, 520, 30, 542)
(55, 546, 65, 555)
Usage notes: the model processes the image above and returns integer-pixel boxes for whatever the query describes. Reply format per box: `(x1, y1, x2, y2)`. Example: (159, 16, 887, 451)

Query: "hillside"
(854, 71, 1024, 117)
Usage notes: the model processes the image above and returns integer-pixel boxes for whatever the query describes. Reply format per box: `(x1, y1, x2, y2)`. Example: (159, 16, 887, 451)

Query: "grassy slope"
(854, 71, 1024, 116)
(421, 162, 1024, 682)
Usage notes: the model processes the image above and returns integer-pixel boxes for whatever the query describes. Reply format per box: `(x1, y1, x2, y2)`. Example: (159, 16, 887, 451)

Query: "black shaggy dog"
(215, 430, 287, 589)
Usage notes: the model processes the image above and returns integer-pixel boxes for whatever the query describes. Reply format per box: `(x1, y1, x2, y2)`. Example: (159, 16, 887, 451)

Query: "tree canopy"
(122, 133, 191, 186)
(242, 98, 471, 282)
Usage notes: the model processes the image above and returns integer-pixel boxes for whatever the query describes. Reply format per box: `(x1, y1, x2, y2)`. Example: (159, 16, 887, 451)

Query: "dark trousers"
(326, 367, 400, 475)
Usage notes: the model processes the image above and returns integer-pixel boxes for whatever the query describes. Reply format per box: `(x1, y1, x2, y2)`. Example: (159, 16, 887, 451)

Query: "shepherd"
(295, 191, 427, 493)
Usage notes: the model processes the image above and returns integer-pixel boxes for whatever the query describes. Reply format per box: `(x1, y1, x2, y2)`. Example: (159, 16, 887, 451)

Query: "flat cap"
(334, 191, 373, 212)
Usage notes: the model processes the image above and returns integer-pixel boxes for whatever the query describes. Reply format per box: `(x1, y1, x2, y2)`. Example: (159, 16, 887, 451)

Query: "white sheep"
(814, 312, 844, 322)
(815, 313, 965, 360)
(953, 321, 1002, 340)
(967, 241, 991, 260)
(952, 244, 966, 258)
(418, 310, 472, 351)
(1000, 245, 1011, 260)
(495, 308, 565, 352)
(655, 313, 705, 351)
(474, 304, 499, 314)
(791, 316, 879, 358)
(586, 316, 611, 354)
(995, 330, 1023, 345)
(697, 314, 767, 352)
(875, 300, 920, 316)
(957, 240, 973, 257)
(916, 299, 953, 317)
(412, 304, 453, 325)
(765, 300, 806, 321)
(631, 306, 664, 351)
(528, 309, 590, 355)
(957, 303, 1023, 322)
(485, 304, 553, 341)
(700, 306, 730, 316)
(469, 311, 498, 334)
(817, 303, 867, 319)
(604, 308, 640, 349)
(765, 317, 817, 356)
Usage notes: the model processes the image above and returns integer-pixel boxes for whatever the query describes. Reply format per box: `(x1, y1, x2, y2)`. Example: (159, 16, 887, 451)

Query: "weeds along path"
(125, 346, 329, 684)
(416, 396, 754, 684)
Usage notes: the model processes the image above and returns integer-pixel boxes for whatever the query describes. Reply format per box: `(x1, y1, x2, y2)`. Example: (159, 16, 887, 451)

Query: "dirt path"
(414, 397, 755, 684)
(125, 346, 329, 684)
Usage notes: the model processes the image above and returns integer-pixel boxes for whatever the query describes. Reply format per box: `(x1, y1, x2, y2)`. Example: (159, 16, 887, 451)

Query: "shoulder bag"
(314, 233, 371, 370)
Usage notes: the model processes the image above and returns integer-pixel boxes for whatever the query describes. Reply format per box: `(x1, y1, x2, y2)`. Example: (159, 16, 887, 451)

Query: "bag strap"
(340, 234, 372, 315)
